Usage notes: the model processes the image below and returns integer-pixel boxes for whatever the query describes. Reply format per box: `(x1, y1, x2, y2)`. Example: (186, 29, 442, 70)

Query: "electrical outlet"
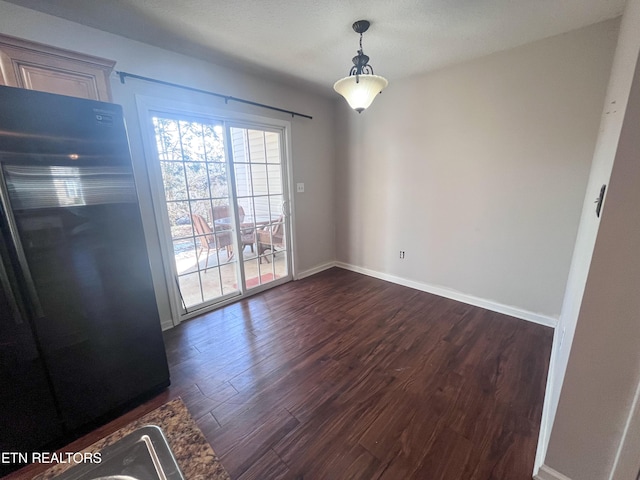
(296, 183, 305, 193)
(399, 251, 405, 259)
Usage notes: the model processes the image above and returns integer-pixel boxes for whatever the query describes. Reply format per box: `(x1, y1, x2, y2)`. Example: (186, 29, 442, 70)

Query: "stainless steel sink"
(53, 425, 185, 480)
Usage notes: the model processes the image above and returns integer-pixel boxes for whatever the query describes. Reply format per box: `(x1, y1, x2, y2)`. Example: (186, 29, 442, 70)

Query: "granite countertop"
(33, 398, 231, 480)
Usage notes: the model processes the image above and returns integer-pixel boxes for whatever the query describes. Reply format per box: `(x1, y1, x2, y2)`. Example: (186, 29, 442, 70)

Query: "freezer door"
(2, 163, 169, 429)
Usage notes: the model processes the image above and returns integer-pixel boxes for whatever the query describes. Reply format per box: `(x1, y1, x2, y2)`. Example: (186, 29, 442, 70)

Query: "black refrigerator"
(0, 86, 170, 474)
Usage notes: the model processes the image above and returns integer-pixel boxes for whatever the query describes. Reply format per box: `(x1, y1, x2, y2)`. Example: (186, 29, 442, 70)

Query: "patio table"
(213, 215, 279, 260)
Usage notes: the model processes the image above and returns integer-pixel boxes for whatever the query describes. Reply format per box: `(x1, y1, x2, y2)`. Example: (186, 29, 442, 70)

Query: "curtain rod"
(115, 71, 313, 120)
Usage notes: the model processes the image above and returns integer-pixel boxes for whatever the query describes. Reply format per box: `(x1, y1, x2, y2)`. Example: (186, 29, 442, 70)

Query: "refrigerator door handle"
(0, 167, 44, 319)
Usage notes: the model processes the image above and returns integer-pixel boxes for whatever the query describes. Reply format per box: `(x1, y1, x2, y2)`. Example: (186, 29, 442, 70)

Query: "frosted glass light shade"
(333, 74, 388, 113)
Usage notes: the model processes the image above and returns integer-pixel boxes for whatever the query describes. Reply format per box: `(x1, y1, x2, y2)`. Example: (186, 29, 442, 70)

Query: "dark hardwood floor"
(165, 268, 553, 479)
(6, 268, 553, 479)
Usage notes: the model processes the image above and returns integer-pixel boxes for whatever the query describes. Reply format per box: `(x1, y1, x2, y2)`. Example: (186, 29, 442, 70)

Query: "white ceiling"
(5, 0, 627, 96)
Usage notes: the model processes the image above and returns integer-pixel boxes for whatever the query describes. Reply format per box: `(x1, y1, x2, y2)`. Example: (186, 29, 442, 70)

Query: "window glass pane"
(160, 162, 187, 200)
(265, 132, 281, 164)
(247, 130, 266, 163)
(268, 195, 284, 217)
(243, 259, 261, 288)
(153, 117, 182, 160)
(267, 165, 282, 194)
(274, 252, 288, 278)
(215, 231, 233, 263)
(202, 267, 223, 301)
(168, 201, 192, 239)
(178, 272, 202, 308)
(185, 162, 209, 200)
(174, 238, 197, 275)
(207, 162, 228, 199)
(235, 163, 253, 197)
(190, 200, 213, 222)
(229, 127, 247, 162)
(251, 163, 269, 196)
(237, 198, 254, 218)
(204, 124, 226, 162)
(179, 120, 206, 161)
(252, 196, 271, 217)
(220, 263, 238, 295)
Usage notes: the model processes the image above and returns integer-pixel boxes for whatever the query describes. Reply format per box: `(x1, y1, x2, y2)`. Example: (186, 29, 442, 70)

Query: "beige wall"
(335, 19, 618, 320)
(0, 1, 337, 329)
(543, 0, 640, 477)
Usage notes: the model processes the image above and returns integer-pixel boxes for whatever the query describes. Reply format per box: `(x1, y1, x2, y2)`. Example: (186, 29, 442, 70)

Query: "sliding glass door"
(229, 127, 289, 289)
(145, 107, 292, 319)
(152, 115, 238, 310)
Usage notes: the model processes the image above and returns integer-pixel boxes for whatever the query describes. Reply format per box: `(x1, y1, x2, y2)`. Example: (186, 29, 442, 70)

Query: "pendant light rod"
(349, 20, 374, 76)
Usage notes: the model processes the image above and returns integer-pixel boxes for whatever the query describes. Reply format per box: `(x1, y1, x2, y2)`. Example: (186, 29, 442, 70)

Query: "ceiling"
(5, 0, 626, 96)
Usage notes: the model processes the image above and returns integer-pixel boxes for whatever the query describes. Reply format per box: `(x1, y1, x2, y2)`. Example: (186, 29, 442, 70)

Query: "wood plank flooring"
(165, 268, 553, 479)
(6, 267, 553, 479)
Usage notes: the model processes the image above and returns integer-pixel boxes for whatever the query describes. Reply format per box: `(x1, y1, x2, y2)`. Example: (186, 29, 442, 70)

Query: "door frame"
(135, 95, 297, 326)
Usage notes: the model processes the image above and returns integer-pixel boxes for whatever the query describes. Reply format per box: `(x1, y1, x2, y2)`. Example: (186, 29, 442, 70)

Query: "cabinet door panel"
(0, 33, 115, 101)
(19, 63, 99, 99)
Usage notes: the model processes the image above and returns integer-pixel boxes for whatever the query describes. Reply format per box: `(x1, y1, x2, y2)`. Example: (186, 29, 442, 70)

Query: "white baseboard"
(295, 261, 338, 280)
(334, 262, 558, 329)
(535, 464, 573, 480)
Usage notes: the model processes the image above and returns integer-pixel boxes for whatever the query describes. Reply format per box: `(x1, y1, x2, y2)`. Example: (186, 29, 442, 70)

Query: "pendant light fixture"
(334, 20, 388, 113)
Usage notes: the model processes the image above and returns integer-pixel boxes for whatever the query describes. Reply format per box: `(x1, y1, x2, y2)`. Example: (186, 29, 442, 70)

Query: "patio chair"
(257, 215, 285, 263)
(237, 206, 256, 253)
(190, 214, 232, 270)
(212, 204, 233, 223)
(211, 204, 255, 253)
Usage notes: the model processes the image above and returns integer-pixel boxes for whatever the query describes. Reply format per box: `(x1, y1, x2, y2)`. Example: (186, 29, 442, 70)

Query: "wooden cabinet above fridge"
(0, 33, 115, 101)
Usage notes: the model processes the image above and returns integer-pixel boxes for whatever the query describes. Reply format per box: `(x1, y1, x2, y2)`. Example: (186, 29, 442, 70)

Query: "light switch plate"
(297, 183, 305, 193)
